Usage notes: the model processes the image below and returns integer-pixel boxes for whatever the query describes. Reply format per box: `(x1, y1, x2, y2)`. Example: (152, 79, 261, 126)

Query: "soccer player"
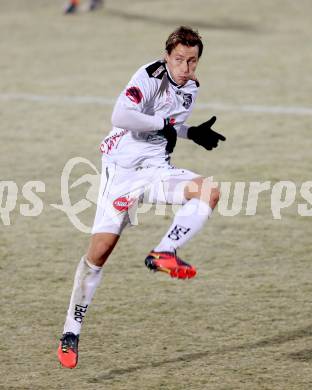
(64, 0, 103, 13)
(58, 26, 226, 368)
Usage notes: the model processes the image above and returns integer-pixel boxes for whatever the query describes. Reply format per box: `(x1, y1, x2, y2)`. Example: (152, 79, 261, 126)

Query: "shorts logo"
(113, 196, 136, 212)
(126, 86, 143, 104)
(182, 93, 192, 109)
(168, 224, 191, 241)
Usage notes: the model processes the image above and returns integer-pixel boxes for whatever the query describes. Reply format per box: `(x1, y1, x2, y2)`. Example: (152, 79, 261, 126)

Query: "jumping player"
(58, 26, 226, 368)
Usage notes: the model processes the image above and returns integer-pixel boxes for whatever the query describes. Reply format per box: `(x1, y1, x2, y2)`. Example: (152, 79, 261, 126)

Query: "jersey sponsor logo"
(168, 224, 191, 241)
(100, 129, 129, 154)
(113, 196, 136, 212)
(126, 86, 143, 104)
(182, 93, 192, 109)
(145, 133, 163, 142)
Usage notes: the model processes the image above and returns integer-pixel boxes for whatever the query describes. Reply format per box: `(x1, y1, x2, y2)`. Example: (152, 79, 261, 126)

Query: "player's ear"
(164, 51, 169, 63)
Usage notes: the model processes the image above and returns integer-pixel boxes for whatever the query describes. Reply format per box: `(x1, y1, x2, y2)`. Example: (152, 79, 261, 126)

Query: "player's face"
(165, 43, 199, 86)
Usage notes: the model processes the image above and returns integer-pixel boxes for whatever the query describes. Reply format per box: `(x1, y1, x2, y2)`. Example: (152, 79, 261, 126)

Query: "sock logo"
(74, 304, 88, 323)
(168, 224, 191, 241)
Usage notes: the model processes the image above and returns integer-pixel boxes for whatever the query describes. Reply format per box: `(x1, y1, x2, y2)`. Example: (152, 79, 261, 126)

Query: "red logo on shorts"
(125, 86, 143, 104)
(113, 197, 136, 212)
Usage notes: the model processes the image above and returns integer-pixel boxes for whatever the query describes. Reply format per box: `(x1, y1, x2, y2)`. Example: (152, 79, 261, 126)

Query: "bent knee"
(200, 183, 220, 208)
(185, 177, 220, 208)
(208, 187, 220, 207)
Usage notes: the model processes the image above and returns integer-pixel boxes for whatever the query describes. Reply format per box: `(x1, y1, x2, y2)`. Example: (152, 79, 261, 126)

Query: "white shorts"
(91, 158, 200, 235)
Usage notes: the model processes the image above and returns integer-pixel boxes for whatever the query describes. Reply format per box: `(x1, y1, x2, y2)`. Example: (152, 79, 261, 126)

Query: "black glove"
(157, 119, 177, 154)
(187, 116, 226, 150)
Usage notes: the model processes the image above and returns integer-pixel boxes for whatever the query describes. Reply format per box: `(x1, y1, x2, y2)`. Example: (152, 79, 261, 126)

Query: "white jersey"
(100, 60, 199, 168)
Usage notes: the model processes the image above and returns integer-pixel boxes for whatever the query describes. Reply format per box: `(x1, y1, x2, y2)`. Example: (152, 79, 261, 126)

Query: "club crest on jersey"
(126, 86, 143, 104)
(113, 196, 136, 212)
(182, 93, 192, 109)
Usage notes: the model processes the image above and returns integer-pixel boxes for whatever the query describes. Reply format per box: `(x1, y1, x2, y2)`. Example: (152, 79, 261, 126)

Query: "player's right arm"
(111, 66, 164, 132)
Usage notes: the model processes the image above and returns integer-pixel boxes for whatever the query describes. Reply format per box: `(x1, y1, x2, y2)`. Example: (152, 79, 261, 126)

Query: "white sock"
(154, 198, 212, 252)
(63, 256, 103, 335)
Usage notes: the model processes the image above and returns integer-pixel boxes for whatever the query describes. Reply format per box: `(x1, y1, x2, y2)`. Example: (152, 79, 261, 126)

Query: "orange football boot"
(58, 332, 79, 369)
(145, 251, 197, 279)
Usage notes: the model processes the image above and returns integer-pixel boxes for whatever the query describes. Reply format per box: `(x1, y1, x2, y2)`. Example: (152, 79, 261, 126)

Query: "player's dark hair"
(165, 26, 203, 57)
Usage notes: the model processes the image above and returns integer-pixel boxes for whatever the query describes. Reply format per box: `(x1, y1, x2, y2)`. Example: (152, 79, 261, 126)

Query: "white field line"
(1, 92, 312, 116)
